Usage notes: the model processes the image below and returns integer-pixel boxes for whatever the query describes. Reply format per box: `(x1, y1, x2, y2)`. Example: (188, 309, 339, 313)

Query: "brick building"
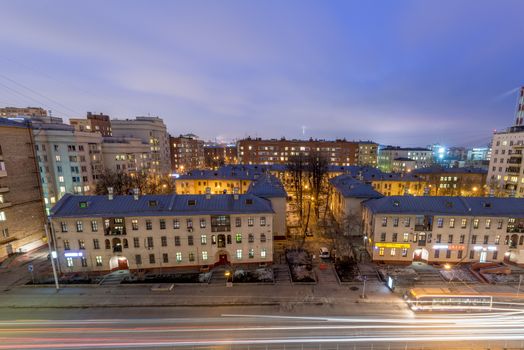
(170, 134, 205, 173)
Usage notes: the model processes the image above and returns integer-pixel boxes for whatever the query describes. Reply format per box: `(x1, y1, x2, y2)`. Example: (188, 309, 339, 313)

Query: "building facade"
(362, 196, 524, 265)
(378, 146, 433, 173)
(70, 112, 112, 137)
(357, 142, 378, 167)
(413, 166, 487, 196)
(101, 137, 152, 175)
(111, 117, 171, 174)
(0, 119, 46, 260)
(49, 194, 275, 273)
(0, 106, 47, 118)
(237, 138, 363, 166)
(170, 134, 205, 173)
(204, 143, 238, 168)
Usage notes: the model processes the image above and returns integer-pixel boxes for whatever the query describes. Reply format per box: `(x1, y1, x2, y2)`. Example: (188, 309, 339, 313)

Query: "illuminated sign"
(433, 244, 465, 251)
(64, 252, 83, 258)
(473, 246, 497, 252)
(374, 243, 411, 249)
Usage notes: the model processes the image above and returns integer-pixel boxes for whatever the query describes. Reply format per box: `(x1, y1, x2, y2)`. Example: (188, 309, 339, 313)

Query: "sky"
(0, 1, 523, 147)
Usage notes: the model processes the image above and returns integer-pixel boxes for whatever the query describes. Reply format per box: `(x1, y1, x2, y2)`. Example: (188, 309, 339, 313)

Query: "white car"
(319, 247, 330, 259)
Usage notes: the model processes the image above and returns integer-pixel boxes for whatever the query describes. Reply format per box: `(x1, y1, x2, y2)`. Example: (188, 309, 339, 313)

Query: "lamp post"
(44, 223, 60, 291)
(361, 275, 367, 299)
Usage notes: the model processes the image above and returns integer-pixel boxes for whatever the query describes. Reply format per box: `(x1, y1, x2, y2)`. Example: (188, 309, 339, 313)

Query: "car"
(319, 247, 330, 259)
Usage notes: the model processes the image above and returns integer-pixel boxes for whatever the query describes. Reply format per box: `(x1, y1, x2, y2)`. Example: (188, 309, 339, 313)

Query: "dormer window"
(148, 200, 158, 207)
(79, 201, 88, 208)
(245, 199, 253, 205)
(188, 199, 196, 206)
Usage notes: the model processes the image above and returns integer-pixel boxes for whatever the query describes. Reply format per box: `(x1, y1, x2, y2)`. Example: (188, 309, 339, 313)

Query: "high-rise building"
(111, 117, 170, 174)
(378, 146, 433, 173)
(237, 137, 364, 166)
(487, 87, 524, 197)
(0, 119, 46, 260)
(170, 134, 205, 173)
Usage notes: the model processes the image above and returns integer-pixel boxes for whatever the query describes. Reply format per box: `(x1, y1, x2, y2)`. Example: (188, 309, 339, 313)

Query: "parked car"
(319, 247, 330, 259)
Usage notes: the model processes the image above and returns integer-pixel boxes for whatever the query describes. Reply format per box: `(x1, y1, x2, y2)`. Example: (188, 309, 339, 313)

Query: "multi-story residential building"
(362, 196, 524, 265)
(237, 137, 364, 166)
(0, 106, 47, 118)
(111, 117, 171, 174)
(378, 146, 433, 173)
(0, 119, 46, 260)
(101, 137, 152, 175)
(203, 143, 238, 168)
(170, 134, 205, 173)
(468, 147, 491, 162)
(358, 142, 378, 166)
(413, 166, 487, 196)
(32, 122, 103, 213)
(369, 173, 427, 196)
(49, 193, 275, 272)
(70, 112, 112, 137)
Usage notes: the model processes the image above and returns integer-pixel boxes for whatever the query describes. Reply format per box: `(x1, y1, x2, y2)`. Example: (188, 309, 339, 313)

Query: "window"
(248, 234, 254, 243)
(434, 249, 440, 258)
(146, 220, 152, 230)
(202, 251, 208, 260)
(485, 219, 491, 229)
(261, 249, 267, 258)
(248, 217, 254, 226)
(461, 219, 467, 228)
(78, 239, 85, 250)
(401, 248, 408, 257)
(448, 235, 453, 244)
(469, 250, 475, 259)
(60, 222, 68, 232)
(260, 233, 267, 243)
(495, 235, 500, 245)
(201, 234, 207, 245)
(105, 239, 110, 249)
(248, 248, 255, 258)
(66, 257, 73, 267)
(390, 248, 396, 256)
(235, 233, 242, 243)
(163, 253, 169, 263)
(403, 233, 409, 242)
(173, 219, 180, 229)
(160, 219, 166, 230)
(131, 219, 138, 230)
(459, 234, 465, 244)
(93, 239, 100, 249)
(187, 219, 193, 229)
(134, 237, 140, 248)
(189, 252, 195, 262)
(174, 236, 181, 246)
(483, 235, 489, 244)
(497, 219, 503, 229)
(446, 250, 451, 259)
(471, 235, 477, 244)
(260, 217, 266, 226)
(382, 217, 388, 227)
(200, 218, 206, 228)
(187, 199, 196, 206)
(392, 233, 398, 242)
(492, 251, 498, 260)
(188, 235, 194, 246)
(211, 235, 216, 244)
(457, 250, 463, 259)
(176, 252, 182, 262)
(91, 220, 98, 232)
(149, 254, 156, 264)
(76, 221, 83, 232)
(161, 236, 167, 247)
(380, 232, 386, 242)
(378, 247, 384, 256)
(96, 256, 103, 266)
(235, 217, 242, 227)
(236, 249, 242, 259)
(436, 234, 442, 243)
(63, 240, 70, 250)
(147, 236, 154, 248)
(473, 219, 479, 229)
(135, 254, 142, 265)
(81, 257, 88, 267)
(404, 218, 411, 227)
(437, 218, 444, 228)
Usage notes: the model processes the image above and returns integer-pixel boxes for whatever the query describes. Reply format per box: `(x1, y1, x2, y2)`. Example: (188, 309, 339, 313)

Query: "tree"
(321, 211, 362, 261)
(306, 151, 329, 220)
(286, 154, 306, 227)
(95, 170, 176, 195)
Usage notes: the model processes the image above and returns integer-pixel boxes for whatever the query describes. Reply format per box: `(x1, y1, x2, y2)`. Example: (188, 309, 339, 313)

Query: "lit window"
(260, 249, 267, 258)
(0, 211, 6, 221)
(235, 233, 242, 243)
(202, 251, 208, 260)
(378, 247, 385, 256)
(66, 257, 73, 267)
(236, 249, 242, 259)
(176, 252, 182, 262)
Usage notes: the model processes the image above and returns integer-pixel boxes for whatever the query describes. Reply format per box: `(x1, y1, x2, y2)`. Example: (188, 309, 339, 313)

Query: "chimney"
(233, 187, 239, 200)
(489, 188, 495, 198)
(133, 188, 139, 200)
(108, 187, 113, 200)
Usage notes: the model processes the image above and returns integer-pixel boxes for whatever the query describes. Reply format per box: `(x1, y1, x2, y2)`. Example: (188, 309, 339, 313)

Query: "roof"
(380, 146, 431, 152)
(329, 175, 383, 199)
(362, 196, 524, 217)
(50, 193, 274, 218)
(412, 166, 487, 175)
(247, 174, 287, 198)
(0, 117, 31, 128)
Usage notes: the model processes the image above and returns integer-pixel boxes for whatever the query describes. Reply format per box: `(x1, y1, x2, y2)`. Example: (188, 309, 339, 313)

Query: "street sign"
(27, 264, 33, 272)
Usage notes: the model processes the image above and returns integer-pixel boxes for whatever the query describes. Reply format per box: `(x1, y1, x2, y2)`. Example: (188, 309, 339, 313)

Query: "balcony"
(104, 228, 127, 236)
(506, 167, 521, 175)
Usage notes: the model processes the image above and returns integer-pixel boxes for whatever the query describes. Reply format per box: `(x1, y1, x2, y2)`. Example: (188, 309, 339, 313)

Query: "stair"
(273, 264, 291, 284)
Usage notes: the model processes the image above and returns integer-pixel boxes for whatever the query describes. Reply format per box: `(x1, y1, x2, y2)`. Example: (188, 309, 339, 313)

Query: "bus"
(404, 288, 493, 312)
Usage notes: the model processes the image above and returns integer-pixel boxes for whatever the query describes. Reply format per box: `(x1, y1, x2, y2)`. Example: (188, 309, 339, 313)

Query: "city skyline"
(1, 1, 523, 146)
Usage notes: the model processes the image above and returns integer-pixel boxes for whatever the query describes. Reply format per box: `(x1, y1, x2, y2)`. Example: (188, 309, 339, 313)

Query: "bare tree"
(95, 171, 176, 195)
(306, 151, 329, 220)
(286, 154, 306, 227)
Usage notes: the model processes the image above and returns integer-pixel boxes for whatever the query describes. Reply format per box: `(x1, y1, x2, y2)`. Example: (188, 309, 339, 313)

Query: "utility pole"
(361, 275, 367, 299)
(44, 223, 60, 291)
(518, 274, 523, 297)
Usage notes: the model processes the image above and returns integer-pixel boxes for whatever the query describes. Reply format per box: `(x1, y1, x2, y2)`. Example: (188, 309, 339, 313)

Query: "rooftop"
(329, 175, 383, 199)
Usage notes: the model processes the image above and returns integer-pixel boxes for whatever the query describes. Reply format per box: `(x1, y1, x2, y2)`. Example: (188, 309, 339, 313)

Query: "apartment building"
(111, 117, 171, 174)
(0, 119, 46, 260)
(0, 106, 47, 118)
(413, 166, 487, 196)
(32, 122, 103, 213)
(49, 193, 275, 272)
(237, 137, 363, 166)
(70, 112, 112, 137)
(358, 142, 378, 166)
(362, 196, 524, 265)
(170, 134, 204, 173)
(378, 146, 433, 173)
(101, 137, 152, 175)
(203, 143, 238, 168)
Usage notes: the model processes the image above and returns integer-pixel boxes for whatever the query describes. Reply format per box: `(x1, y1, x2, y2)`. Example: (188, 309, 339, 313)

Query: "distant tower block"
(516, 86, 524, 126)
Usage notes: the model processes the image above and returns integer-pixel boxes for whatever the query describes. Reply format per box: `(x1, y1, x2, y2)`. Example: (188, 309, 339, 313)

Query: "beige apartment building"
(362, 196, 524, 265)
(101, 137, 152, 175)
(49, 193, 274, 272)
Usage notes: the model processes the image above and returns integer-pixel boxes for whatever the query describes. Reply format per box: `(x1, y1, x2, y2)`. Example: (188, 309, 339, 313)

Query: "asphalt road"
(2, 306, 524, 350)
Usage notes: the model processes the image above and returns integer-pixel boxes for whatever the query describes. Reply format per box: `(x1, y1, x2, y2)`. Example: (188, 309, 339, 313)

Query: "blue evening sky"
(0, 0, 523, 146)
